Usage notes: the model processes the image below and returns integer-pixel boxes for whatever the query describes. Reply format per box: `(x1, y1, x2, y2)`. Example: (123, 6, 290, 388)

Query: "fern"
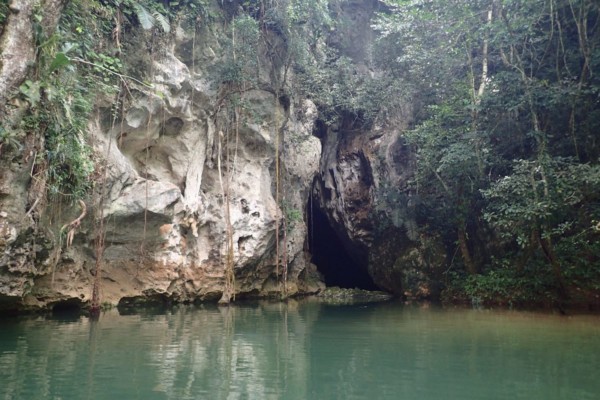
(130, 2, 170, 33)
(132, 3, 155, 30)
(404, 219, 418, 242)
(152, 11, 170, 33)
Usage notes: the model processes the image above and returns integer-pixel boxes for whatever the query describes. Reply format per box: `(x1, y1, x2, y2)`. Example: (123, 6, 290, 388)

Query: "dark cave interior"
(307, 204, 378, 290)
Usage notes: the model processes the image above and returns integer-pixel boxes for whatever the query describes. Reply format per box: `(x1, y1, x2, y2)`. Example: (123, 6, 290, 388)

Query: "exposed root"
(60, 200, 87, 248)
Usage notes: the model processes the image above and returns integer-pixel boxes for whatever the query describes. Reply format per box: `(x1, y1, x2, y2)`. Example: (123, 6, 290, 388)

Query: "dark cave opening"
(308, 203, 378, 290)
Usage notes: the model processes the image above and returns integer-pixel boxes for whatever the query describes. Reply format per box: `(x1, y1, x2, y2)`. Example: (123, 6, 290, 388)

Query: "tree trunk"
(0, 0, 65, 115)
(0, 0, 36, 113)
(458, 225, 477, 275)
(538, 231, 568, 302)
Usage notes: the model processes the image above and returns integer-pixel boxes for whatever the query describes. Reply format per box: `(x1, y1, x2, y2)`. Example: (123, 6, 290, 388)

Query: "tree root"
(61, 200, 87, 248)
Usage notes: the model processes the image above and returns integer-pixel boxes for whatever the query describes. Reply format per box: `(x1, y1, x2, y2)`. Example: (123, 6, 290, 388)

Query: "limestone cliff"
(310, 0, 446, 299)
(311, 109, 445, 299)
(0, 0, 448, 312)
(0, 0, 323, 311)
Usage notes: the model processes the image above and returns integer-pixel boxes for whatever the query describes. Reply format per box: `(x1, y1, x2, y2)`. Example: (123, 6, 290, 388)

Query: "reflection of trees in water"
(3, 305, 598, 399)
(94, 306, 600, 399)
(0, 335, 28, 398)
(0, 316, 92, 399)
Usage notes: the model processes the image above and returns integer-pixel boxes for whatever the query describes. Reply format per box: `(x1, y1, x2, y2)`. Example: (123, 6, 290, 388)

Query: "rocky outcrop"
(0, 6, 324, 312)
(0, 0, 71, 310)
(315, 286, 393, 305)
(0, 0, 65, 110)
(0, 0, 448, 312)
(312, 112, 446, 299)
(310, 0, 446, 299)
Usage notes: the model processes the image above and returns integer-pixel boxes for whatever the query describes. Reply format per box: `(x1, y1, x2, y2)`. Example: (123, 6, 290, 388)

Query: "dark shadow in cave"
(308, 203, 378, 290)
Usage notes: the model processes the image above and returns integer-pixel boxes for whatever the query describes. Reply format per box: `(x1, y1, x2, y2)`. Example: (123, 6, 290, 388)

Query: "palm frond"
(132, 3, 155, 30)
(152, 11, 170, 33)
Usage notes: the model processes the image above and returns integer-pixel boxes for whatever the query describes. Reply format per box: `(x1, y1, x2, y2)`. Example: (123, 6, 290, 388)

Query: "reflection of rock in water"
(315, 287, 394, 305)
(139, 302, 318, 399)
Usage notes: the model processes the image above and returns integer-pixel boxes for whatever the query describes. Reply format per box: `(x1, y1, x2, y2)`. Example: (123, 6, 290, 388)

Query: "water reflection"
(0, 302, 599, 400)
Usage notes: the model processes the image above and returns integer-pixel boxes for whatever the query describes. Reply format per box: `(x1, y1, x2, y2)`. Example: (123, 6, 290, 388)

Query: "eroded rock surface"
(309, 0, 445, 299)
(0, 0, 447, 312)
(312, 115, 446, 299)
(0, 10, 323, 311)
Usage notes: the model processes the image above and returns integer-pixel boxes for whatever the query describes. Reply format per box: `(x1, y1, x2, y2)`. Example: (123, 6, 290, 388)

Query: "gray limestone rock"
(0, 9, 322, 311)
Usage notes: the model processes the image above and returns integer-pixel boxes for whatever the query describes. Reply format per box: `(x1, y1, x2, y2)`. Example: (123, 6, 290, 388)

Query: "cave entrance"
(307, 203, 378, 290)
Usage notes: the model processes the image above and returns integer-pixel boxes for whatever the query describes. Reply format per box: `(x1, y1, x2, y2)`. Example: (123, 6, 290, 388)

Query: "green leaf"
(19, 80, 41, 107)
(49, 52, 71, 73)
(133, 3, 155, 30)
(152, 11, 170, 33)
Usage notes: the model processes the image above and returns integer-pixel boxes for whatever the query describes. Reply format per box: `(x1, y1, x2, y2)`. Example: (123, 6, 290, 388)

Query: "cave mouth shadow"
(307, 203, 378, 291)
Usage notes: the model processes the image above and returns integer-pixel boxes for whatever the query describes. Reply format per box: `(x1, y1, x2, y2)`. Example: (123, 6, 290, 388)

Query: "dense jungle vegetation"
(374, 0, 600, 307)
(1, 0, 599, 308)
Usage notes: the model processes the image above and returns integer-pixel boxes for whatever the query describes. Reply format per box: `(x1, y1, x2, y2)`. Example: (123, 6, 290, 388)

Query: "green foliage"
(481, 158, 600, 293)
(446, 266, 557, 307)
(373, 0, 600, 303)
(19, 80, 43, 107)
(287, 0, 332, 44)
(107, 0, 171, 32)
(296, 51, 393, 125)
(168, 0, 215, 24)
(45, 125, 95, 200)
(445, 240, 600, 306)
(55, 1, 122, 93)
(20, 84, 95, 201)
(373, 0, 480, 101)
(558, 232, 600, 293)
(0, 1, 9, 28)
(210, 0, 389, 128)
(133, 2, 168, 31)
(218, 14, 260, 85)
(406, 104, 485, 185)
(283, 201, 302, 221)
(483, 159, 600, 245)
(269, 0, 401, 126)
(281, 200, 303, 233)
(12, 0, 128, 201)
(0, 126, 22, 156)
(4, 0, 598, 305)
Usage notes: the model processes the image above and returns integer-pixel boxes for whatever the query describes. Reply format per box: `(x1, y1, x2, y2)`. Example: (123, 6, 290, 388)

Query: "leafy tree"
(483, 158, 600, 299)
(374, 0, 600, 304)
(374, 0, 499, 273)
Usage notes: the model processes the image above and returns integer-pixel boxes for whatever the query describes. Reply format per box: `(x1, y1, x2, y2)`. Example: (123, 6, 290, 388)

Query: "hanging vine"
(214, 13, 261, 303)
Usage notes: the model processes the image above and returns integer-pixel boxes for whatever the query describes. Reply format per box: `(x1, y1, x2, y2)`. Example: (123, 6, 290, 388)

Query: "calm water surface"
(1, 301, 599, 400)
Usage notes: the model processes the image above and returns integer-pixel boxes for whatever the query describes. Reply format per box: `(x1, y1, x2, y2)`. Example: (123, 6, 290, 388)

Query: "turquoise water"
(1, 301, 599, 400)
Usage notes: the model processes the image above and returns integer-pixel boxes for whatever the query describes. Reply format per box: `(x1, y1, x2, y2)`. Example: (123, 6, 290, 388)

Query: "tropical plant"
(0, 126, 22, 157)
(372, 0, 600, 303)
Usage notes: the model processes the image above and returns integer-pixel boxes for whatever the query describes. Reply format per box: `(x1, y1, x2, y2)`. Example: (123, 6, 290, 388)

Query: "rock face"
(312, 112, 447, 299)
(0, 0, 447, 312)
(310, 0, 446, 299)
(0, 7, 323, 311)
